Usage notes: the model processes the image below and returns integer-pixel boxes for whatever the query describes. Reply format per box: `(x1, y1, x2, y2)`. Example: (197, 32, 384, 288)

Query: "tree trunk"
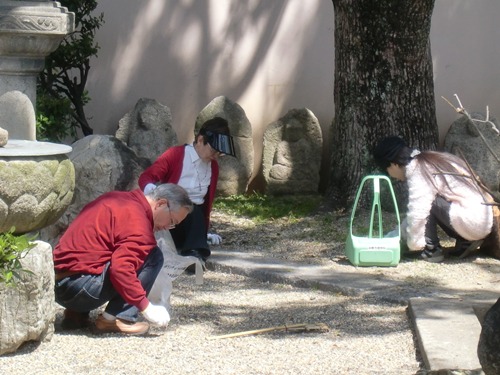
(328, 0, 438, 208)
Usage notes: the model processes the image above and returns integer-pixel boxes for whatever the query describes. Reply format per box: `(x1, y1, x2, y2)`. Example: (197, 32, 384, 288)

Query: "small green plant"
(0, 228, 37, 286)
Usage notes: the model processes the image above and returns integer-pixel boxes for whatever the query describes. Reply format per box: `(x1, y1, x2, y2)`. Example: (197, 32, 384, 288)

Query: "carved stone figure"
(116, 98, 177, 164)
(262, 108, 322, 195)
(195, 96, 253, 196)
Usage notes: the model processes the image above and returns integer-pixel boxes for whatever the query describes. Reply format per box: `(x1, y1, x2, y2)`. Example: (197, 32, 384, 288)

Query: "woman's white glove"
(384, 228, 399, 238)
(207, 233, 222, 245)
(384, 218, 407, 241)
(141, 302, 170, 326)
(144, 183, 157, 195)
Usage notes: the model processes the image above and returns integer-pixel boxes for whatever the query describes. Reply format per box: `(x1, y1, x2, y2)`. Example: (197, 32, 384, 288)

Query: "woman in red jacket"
(139, 117, 236, 266)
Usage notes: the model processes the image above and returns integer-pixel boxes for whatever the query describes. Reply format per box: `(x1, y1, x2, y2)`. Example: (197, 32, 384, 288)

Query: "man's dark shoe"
(61, 309, 90, 330)
(94, 315, 149, 335)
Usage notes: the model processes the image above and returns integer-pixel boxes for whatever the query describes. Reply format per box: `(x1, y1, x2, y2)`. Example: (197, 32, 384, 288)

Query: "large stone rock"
(0, 241, 55, 355)
(115, 98, 177, 164)
(0, 127, 8, 147)
(39, 135, 150, 245)
(444, 112, 500, 197)
(0, 154, 75, 234)
(262, 108, 322, 195)
(195, 96, 253, 196)
(478, 297, 500, 375)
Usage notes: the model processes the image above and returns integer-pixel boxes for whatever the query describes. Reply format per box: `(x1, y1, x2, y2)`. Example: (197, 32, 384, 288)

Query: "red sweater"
(138, 144, 218, 229)
(53, 189, 156, 311)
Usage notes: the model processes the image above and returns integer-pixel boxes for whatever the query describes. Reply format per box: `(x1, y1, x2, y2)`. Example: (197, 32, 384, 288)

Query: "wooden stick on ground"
(208, 323, 329, 340)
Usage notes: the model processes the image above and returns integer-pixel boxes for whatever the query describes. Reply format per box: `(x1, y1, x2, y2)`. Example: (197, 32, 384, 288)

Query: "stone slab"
(409, 297, 489, 373)
(210, 250, 407, 299)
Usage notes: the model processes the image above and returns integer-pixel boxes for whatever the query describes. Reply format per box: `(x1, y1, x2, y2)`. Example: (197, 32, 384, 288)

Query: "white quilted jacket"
(405, 158, 493, 250)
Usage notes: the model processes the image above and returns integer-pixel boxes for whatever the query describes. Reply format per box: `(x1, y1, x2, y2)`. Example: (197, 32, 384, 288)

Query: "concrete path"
(208, 250, 498, 374)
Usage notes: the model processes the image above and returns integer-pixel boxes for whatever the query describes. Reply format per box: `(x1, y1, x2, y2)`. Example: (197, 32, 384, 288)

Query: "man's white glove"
(144, 183, 157, 195)
(141, 302, 170, 326)
(207, 233, 222, 245)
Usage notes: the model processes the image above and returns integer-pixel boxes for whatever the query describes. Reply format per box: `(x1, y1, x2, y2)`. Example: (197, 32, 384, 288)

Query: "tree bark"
(328, 0, 438, 207)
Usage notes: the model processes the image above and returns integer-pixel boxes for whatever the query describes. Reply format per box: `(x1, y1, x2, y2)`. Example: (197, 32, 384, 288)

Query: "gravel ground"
(0, 272, 418, 375)
(212, 208, 500, 301)
(1, 206, 499, 374)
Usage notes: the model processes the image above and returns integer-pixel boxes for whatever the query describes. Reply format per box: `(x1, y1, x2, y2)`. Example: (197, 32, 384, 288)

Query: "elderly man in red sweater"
(53, 183, 193, 335)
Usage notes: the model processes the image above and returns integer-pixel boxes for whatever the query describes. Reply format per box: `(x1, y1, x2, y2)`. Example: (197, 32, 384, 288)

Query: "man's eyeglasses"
(166, 203, 176, 229)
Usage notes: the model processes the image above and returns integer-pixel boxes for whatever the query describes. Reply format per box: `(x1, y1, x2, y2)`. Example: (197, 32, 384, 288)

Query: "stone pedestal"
(0, 0, 75, 355)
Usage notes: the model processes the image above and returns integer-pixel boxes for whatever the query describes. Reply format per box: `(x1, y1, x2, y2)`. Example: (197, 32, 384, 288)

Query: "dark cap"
(202, 129, 236, 157)
(373, 136, 407, 170)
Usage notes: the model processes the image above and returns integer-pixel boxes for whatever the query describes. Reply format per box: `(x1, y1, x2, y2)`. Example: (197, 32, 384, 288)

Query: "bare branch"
(208, 323, 330, 340)
(474, 118, 500, 135)
(433, 146, 500, 205)
(442, 95, 500, 163)
(441, 95, 463, 114)
(454, 93, 464, 110)
(456, 147, 499, 205)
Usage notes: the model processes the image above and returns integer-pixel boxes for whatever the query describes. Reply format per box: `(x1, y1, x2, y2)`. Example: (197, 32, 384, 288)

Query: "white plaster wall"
(86, 0, 333, 177)
(431, 0, 500, 141)
(84, 0, 500, 178)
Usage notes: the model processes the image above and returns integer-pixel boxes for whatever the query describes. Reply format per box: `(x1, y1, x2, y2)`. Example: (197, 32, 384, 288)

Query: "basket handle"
(349, 175, 401, 238)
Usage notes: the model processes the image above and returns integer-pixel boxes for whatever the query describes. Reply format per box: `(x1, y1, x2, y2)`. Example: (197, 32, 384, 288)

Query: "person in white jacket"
(373, 136, 494, 262)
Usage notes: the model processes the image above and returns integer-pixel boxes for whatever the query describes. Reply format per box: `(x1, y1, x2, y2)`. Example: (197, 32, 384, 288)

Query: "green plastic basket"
(345, 175, 401, 267)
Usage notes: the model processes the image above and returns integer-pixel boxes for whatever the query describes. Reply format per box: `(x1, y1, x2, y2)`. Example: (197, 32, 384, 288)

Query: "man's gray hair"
(146, 183, 193, 213)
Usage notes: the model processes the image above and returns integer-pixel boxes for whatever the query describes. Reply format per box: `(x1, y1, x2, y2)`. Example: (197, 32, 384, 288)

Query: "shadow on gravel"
(170, 272, 411, 340)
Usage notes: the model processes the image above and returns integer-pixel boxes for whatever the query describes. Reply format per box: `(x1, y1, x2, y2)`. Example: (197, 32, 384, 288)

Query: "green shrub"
(36, 89, 76, 142)
(0, 228, 37, 286)
(38, 0, 104, 137)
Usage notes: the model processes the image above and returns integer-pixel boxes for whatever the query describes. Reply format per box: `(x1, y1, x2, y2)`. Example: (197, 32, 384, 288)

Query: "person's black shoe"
(185, 259, 206, 274)
(180, 249, 210, 260)
(181, 249, 207, 274)
(181, 249, 210, 275)
(421, 245, 444, 263)
(449, 239, 482, 259)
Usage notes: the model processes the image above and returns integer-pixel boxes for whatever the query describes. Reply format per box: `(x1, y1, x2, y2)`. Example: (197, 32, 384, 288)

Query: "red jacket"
(138, 144, 219, 229)
(53, 189, 156, 311)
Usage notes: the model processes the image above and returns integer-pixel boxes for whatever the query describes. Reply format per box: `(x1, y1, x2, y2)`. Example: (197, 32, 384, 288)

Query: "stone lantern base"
(0, 140, 75, 234)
